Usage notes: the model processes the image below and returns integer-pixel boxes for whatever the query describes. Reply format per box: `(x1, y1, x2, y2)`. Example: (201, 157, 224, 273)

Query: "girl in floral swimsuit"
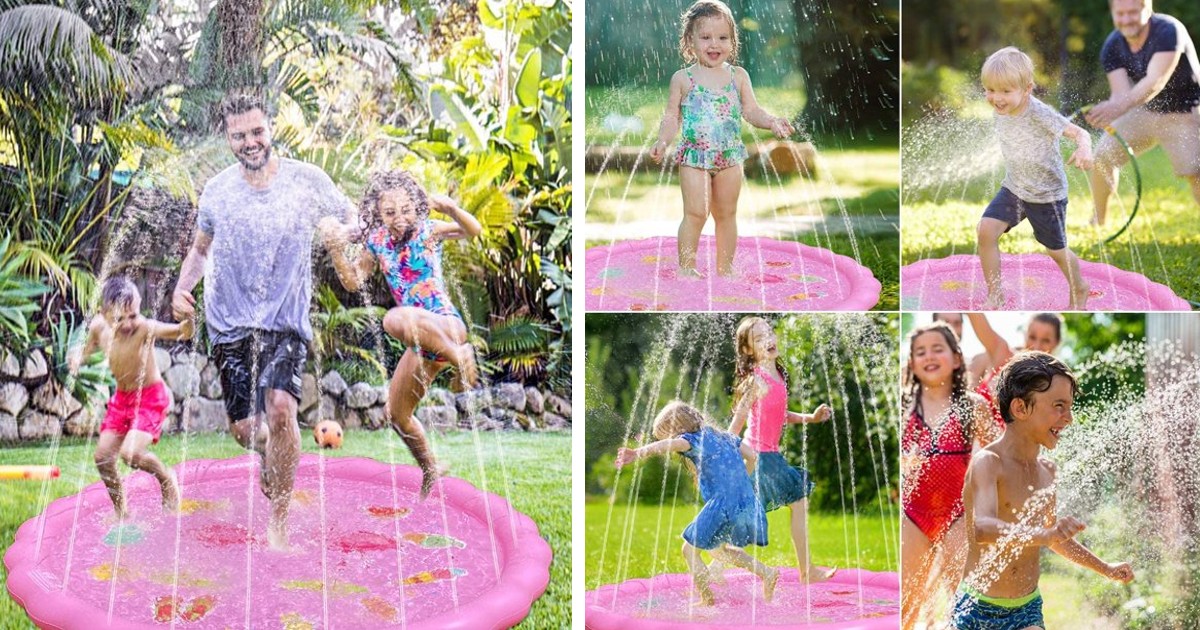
(649, 0, 796, 277)
(901, 322, 998, 629)
(321, 170, 481, 497)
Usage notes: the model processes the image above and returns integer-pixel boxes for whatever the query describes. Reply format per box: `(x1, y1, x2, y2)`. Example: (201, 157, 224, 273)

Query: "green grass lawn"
(583, 500, 898, 591)
(0, 430, 571, 629)
(902, 139, 1200, 305)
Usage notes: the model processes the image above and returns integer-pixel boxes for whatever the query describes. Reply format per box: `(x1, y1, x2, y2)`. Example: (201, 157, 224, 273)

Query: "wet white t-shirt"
(994, 96, 1070, 204)
(197, 158, 351, 344)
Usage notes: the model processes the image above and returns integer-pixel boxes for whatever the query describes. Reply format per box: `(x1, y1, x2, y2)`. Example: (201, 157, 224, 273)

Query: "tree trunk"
(794, 0, 899, 140)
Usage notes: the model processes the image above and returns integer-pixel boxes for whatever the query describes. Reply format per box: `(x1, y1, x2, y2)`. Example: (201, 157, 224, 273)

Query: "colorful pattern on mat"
(585, 568, 899, 629)
(4, 455, 551, 629)
(585, 236, 881, 311)
(901, 254, 1189, 311)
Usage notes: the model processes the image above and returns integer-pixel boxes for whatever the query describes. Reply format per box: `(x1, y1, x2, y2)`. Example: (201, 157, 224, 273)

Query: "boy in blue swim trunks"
(955, 352, 1133, 629)
(321, 170, 481, 497)
(977, 47, 1094, 310)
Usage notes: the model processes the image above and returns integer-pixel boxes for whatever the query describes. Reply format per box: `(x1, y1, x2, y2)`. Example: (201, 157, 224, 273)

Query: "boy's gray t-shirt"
(994, 96, 1070, 204)
(197, 158, 351, 344)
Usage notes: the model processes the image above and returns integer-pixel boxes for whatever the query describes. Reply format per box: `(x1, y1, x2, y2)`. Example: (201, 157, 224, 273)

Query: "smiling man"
(171, 93, 356, 550)
(1087, 0, 1200, 223)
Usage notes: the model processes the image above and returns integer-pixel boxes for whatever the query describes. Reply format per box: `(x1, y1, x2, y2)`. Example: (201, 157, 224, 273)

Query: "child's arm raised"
(786, 403, 832, 425)
(650, 71, 688, 163)
(429, 194, 483, 241)
(966, 313, 1015, 370)
(318, 217, 376, 293)
(734, 67, 794, 138)
(1062, 123, 1094, 171)
(615, 437, 691, 468)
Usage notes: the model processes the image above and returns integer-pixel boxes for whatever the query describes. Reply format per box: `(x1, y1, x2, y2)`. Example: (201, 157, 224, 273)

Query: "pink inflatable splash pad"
(585, 567, 899, 629)
(901, 254, 1189, 311)
(5, 454, 551, 629)
(586, 236, 881, 311)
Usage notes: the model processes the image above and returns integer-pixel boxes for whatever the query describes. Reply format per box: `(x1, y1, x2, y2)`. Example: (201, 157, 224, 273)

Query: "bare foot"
(691, 568, 715, 606)
(763, 566, 779, 602)
(800, 565, 838, 584)
(982, 293, 1006, 310)
(678, 267, 704, 279)
(267, 518, 289, 551)
(1069, 282, 1090, 310)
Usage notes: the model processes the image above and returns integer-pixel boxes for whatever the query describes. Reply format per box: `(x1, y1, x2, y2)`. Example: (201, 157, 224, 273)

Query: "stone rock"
(514, 413, 534, 431)
(493, 383, 526, 411)
(483, 407, 515, 427)
(163, 363, 201, 401)
(199, 364, 223, 399)
(415, 405, 458, 430)
(363, 406, 389, 430)
(0, 382, 29, 416)
(345, 383, 377, 409)
(31, 380, 82, 418)
(21, 350, 48, 381)
(543, 412, 569, 429)
(181, 398, 228, 434)
(298, 374, 319, 413)
(340, 409, 363, 431)
(320, 371, 348, 398)
(19, 409, 60, 440)
(425, 388, 454, 408)
(545, 393, 571, 418)
(154, 347, 172, 372)
(524, 387, 544, 415)
(0, 412, 18, 441)
(185, 352, 207, 372)
(454, 390, 487, 414)
(64, 407, 101, 437)
(314, 395, 338, 423)
(161, 412, 177, 435)
(1, 352, 19, 377)
(375, 386, 389, 406)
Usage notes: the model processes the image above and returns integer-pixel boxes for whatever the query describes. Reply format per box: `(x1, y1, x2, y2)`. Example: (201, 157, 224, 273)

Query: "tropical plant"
(45, 312, 113, 406)
(0, 233, 48, 356)
(310, 284, 388, 378)
(483, 313, 553, 383)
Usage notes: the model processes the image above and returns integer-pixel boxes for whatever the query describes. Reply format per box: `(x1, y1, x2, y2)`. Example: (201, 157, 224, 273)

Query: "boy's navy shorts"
(981, 187, 1068, 251)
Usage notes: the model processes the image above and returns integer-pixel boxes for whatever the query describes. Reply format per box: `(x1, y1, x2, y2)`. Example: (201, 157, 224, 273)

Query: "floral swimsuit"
(366, 221, 461, 320)
(675, 65, 748, 173)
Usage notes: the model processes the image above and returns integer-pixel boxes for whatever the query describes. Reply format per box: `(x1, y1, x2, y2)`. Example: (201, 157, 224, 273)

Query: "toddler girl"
(649, 0, 795, 277)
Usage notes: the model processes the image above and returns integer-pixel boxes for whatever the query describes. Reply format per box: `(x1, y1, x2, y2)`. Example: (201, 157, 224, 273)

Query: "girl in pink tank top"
(727, 317, 837, 583)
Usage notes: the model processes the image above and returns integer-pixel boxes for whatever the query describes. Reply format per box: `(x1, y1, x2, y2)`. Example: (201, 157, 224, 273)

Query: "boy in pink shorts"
(72, 276, 194, 518)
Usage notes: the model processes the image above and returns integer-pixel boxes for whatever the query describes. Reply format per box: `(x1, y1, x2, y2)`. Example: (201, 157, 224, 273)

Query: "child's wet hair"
(903, 321, 969, 425)
(100, 275, 139, 310)
(678, 0, 740, 64)
(981, 46, 1034, 90)
(652, 401, 706, 440)
(994, 351, 1078, 424)
(359, 170, 430, 233)
(732, 316, 789, 407)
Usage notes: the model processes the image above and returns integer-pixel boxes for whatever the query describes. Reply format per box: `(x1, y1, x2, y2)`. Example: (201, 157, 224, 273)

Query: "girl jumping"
(649, 0, 795, 277)
(321, 170, 481, 498)
(616, 401, 778, 605)
(728, 317, 837, 583)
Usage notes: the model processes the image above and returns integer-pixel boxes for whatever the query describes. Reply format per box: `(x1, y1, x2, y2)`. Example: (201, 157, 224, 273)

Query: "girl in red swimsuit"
(901, 322, 998, 630)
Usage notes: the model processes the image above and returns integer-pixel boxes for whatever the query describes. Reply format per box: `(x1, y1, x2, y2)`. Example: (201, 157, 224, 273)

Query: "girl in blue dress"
(616, 400, 779, 605)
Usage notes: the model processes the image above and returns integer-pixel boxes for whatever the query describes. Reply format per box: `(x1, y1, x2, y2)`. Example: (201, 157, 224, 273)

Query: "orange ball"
(313, 420, 344, 449)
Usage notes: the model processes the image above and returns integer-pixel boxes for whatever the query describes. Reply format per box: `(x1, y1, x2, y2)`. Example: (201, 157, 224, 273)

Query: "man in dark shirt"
(1086, 0, 1200, 223)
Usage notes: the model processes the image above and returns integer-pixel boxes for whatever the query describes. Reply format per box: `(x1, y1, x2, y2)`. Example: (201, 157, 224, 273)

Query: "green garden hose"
(1068, 106, 1142, 245)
